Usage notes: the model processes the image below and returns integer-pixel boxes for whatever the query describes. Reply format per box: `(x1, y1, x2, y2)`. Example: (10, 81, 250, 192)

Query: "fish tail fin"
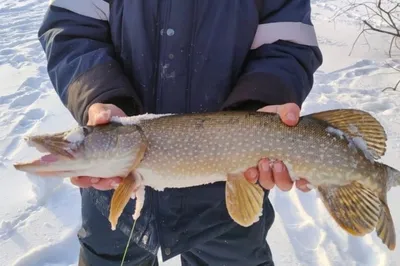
(317, 181, 396, 250)
(386, 165, 400, 190)
(225, 173, 264, 227)
(376, 196, 396, 250)
(109, 173, 137, 230)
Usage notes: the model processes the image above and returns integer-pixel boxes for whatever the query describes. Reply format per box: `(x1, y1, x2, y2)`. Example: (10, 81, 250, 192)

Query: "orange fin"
(225, 172, 264, 227)
(108, 173, 137, 230)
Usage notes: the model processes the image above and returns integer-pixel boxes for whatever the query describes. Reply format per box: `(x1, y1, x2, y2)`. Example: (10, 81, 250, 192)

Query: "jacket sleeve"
(222, 0, 323, 111)
(38, 0, 142, 125)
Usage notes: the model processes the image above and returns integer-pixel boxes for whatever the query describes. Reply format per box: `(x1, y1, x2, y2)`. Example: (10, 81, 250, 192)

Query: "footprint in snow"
(343, 67, 379, 78)
(0, 48, 15, 55)
(11, 108, 45, 135)
(0, 90, 26, 105)
(273, 192, 324, 265)
(346, 235, 379, 266)
(9, 91, 41, 110)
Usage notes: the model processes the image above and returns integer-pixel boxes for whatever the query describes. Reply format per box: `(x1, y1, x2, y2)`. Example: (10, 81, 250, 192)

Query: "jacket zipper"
(154, 0, 171, 113)
(185, 0, 197, 113)
(152, 1, 161, 113)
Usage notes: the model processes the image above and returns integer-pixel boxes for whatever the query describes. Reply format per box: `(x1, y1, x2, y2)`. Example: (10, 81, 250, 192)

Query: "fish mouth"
(13, 153, 74, 176)
(13, 130, 85, 177)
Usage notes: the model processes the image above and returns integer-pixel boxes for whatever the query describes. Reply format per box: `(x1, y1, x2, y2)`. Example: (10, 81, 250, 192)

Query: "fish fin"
(225, 173, 264, 227)
(108, 127, 147, 230)
(317, 181, 381, 236)
(133, 183, 145, 220)
(309, 109, 387, 159)
(376, 193, 396, 250)
(109, 173, 137, 231)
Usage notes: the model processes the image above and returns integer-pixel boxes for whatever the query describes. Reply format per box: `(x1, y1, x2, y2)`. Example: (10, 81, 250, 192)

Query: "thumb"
(87, 103, 127, 126)
(277, 103, 300, 126)
(258, 103, 300, 127)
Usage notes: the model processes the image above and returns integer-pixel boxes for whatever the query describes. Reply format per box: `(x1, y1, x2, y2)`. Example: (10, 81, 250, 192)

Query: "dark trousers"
(78, 220, 275, 266)
(78, 186, 275, 266)
(78, 225, 275, 266)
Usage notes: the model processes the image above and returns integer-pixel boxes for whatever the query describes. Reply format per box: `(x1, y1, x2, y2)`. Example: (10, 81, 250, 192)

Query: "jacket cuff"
(66, 61, 142, 125)
(102, 96, 140, 117)
(221, 72, 303, 111)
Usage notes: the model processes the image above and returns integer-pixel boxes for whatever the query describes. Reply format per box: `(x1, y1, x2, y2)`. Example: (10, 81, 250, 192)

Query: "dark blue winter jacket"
(38, 0, 322, 264)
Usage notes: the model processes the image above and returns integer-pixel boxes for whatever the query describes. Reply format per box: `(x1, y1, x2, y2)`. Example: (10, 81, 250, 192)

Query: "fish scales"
(13, 109, 400, 251)
(132, 112, 385, 190)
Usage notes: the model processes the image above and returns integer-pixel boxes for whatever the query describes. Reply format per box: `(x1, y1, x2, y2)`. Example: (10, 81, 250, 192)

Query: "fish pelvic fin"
(309, 109, 387, 160)
(109, 172, 140, 230)
(317, 181, 396, 250)
(108, 131, 148, 230)
(225, 173, 264, 227)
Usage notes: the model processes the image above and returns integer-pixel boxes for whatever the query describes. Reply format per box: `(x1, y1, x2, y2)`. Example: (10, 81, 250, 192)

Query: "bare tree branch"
(333, 0, 400, 92)
(332, 0, 400, 57)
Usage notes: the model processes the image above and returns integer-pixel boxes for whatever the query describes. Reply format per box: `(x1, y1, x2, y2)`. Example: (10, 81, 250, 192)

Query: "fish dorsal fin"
(309, 109, 387, 159)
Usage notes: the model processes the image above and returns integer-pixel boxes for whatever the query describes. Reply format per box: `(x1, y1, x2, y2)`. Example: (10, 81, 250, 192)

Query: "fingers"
(70, 176, 122, 190)
(257, 159, 293, 191)
(258, 102, 301, 127)
(295, 178, 312, 193)
(70, 176, 93, 188)
(257, 159, 274, 190)
(87, 103, 127, 126)
(247, 158, 311, 193)
(271, 160, 293, 191)
(244, 167, 258, 184)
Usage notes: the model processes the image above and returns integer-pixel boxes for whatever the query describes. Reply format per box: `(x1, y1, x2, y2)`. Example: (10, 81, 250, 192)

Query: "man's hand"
(244, 103, 311, 193)
(70, 103, 126, 190)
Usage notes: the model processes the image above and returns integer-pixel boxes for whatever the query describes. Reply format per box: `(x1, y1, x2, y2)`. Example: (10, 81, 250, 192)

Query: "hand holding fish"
(244, 103, 311, 192)
(70, 103, 126, 190)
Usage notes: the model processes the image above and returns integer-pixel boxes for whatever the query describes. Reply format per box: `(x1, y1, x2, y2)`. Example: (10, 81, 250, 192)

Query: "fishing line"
(120, 218, 137, 266)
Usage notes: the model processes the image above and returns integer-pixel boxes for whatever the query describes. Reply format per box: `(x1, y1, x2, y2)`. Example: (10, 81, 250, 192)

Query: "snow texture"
(1, 0, 400, 265)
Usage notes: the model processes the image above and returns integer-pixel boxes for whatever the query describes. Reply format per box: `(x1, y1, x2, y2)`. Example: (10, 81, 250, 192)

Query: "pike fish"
(13, 109, 400, 250)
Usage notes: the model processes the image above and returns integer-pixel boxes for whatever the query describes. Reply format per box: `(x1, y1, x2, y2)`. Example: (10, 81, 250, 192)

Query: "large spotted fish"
(13, 109, 400, 251)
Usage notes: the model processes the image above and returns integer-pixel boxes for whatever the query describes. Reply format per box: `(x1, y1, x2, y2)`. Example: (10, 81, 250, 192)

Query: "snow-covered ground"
(1, 0, 400, 265)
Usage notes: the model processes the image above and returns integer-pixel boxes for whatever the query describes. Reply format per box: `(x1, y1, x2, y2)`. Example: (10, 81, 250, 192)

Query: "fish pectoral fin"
(309, 109, 387, 159)
(317, 181, 381, 237)
(376, 196, 396, 250)
(109, 172, 139, 230)
(132, 179, 145, 221)
(225, 172, 264, 227)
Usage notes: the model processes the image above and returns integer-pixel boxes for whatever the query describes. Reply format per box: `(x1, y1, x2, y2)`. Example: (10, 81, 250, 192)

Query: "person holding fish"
(36, 0, 323, 265)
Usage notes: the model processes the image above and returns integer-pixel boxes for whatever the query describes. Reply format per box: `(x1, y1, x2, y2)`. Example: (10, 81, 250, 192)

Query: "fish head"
(14, 123, 147, 178)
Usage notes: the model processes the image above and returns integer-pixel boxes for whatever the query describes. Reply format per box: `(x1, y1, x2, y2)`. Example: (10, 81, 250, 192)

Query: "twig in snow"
(332, 0, 400, 57)
(382, 61, 400, 91)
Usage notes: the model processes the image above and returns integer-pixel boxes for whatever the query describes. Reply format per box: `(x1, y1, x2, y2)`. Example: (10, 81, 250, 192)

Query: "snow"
(1, 0, 400, 265)
(111, 113, 174, 125)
